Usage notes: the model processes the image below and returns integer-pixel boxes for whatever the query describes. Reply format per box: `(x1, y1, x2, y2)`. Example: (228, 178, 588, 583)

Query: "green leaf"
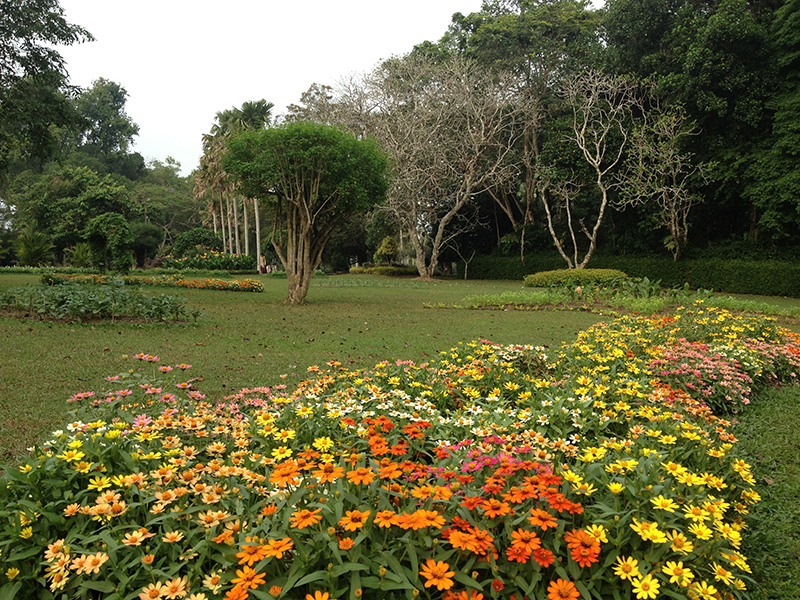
(294, 570, 328, 587)
(331, 563, 368, 578)
(79, 580, 116, 594)
(0, 582, 21, 600)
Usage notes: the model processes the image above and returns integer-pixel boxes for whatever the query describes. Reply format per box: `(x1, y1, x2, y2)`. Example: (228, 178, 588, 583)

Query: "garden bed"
(1, 302, 798, 599)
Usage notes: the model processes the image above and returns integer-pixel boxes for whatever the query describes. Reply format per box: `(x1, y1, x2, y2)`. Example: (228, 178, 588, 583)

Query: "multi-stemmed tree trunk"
(366, 55, 524, 279)
(542, 71, 639, 269)
(224, 121, 388, 304)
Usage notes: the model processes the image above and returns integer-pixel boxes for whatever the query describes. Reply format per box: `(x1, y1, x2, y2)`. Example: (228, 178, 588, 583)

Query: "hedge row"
(459, 254, 800, 297)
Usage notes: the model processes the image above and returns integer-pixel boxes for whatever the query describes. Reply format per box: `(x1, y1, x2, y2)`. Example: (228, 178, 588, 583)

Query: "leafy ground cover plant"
(0, 302, 797, 599)
(43, 273, 264, 293)
(0, 282, 197, 323)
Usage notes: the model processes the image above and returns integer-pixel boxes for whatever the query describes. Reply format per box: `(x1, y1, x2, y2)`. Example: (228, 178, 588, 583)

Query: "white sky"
(58, 1, 484, 175)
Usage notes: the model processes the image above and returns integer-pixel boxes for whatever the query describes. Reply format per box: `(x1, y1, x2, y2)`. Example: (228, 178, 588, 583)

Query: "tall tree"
(0, 0, 92, 183)
(224, 121, 388, 304)
(542, 71, 639, 268)
(364, 54, 524, 278)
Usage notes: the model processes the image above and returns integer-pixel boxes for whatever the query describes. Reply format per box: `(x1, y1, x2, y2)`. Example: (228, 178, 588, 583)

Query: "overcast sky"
(58, 1, 485, 175)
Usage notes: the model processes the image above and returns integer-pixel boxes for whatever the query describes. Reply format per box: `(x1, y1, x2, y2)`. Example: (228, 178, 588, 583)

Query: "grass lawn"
(1, 271, 798, 598)
(0, 273, 603, 460)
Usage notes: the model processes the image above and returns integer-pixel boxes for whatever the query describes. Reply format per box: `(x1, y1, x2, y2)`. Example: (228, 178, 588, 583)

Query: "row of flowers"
(0, 302, 798, 600)
(42, 272, 264, 293)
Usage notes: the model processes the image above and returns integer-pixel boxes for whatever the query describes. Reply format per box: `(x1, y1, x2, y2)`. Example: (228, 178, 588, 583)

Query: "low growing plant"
(0, 282, 198, 323)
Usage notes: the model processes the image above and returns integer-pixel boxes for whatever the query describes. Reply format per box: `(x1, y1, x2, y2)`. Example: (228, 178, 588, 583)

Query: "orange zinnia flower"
(313, 463, 345, 483)
(231, 565, 266, 590)
(346, 467, 375, 485)
(338, 537, 355, 550)
(290, 508, 323, 529)
(528, 508, 558, 530)
(263, 538, 294, 559)
(339, 509, 370, 531)
(374, 510, 400, 528)
(237, 542, 269, 566)
(506, 545, 532, 563)
(419, 559, 455, 591)
(532, 547, 556, 567)
(510, 528, 542, 553)
(480, 498, 511, 518)
(547, 579, 580, 600)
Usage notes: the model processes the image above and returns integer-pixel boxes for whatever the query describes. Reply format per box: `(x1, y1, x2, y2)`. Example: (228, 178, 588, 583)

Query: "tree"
(541, 71, 639, 268)
(0, 0, 92, 183)
(364, 54, 524, 279)
(224, 121, 388, 304)
(71, 78, 139, 156)
(195, 100, 274, 258)
(13, 165, 131, 258)
(14, 224, 53, 266)
(617, 103, 710, 260)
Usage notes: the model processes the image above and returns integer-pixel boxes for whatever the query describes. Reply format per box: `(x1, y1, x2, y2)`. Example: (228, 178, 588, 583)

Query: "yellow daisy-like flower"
(650, 495, 678, 512)
(613, 556, 640, 581)
(667, 530, 694, 555)
(662, 560, 694, 586)
(688, 522, 713, 540)
(87, 476, 112, 491)
(607, 482, 625, 494)
(631, 574, 660, 599)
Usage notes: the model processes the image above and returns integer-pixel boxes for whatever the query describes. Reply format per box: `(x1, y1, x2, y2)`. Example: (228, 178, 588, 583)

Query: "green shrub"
(349, 265, 419, 276)
(170, 227, 223, 258)
(162, 251, 256, 271)
(14, 225, 53, 266)
(465, 255, 800, 297)
(523, 268, 629, 288)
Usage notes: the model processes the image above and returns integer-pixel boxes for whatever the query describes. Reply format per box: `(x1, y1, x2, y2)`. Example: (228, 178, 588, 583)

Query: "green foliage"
(14, 225, 53, 266)
(349, 265, 418, 277)
(374, 236, 398, 264)
(523, 268, 629, 288)
(85, 212, 134, 273)
(467, 255, 800, 297)
(13, 165, 132, 256)
(0, 282, 194, 322)
(162, 251, 255, 271)
(63, 242, 93, 268)
(169, 227, 223, 258)
(129, 221, 163, 267)
(0, 0, 92, 179)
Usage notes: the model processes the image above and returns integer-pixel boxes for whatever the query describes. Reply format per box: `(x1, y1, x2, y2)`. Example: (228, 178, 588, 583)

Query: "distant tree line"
(3, 0, 799, 284)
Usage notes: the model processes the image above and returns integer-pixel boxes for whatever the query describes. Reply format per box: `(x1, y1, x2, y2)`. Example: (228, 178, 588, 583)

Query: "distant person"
(259, 254, 266, 274)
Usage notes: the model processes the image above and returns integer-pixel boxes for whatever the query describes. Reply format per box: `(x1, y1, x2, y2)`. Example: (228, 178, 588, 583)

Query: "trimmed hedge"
(349, 265, 419, 276)
(523, 268, 628, 288)
(459, 254, 800, 297)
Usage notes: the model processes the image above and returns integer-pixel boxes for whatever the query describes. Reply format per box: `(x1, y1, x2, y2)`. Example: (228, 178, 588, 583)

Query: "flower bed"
(1, 303, 798, 600)
(43, 273, 264, 293)
(162, 252, 257, 272)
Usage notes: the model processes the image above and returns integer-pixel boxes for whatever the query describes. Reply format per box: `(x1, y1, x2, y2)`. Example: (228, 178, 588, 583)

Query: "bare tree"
(617, 103, 709, 260)
(365, 54, 524, 279)
(542, 71, 639, 269)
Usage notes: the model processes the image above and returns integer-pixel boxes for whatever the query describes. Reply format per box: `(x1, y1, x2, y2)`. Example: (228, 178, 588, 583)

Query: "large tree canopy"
(224, 121, 388, 304)
(0, 0, 92, 181)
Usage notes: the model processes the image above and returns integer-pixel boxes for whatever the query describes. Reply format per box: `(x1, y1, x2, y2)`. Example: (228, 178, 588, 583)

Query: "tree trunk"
(254, 198, 261, 271)
(226, 195, 234, 254)
(243, 197, 250, 257)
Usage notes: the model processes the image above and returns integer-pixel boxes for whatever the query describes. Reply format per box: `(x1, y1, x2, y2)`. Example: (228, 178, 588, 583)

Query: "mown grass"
(1, 272, 798, 598)
(736, 385, 800, 599)
(0, 273, 602, 460)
